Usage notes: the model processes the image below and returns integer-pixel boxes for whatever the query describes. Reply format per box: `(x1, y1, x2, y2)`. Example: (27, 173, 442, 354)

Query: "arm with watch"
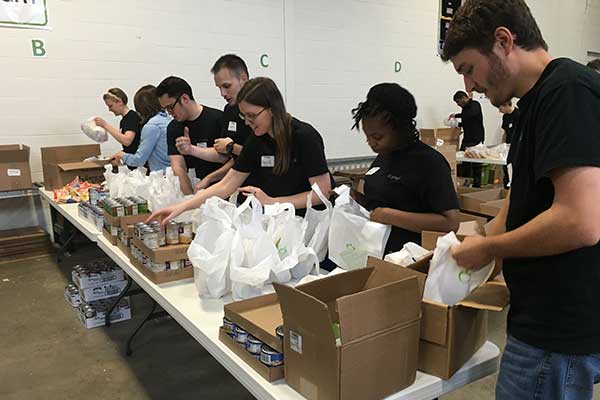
(214, 137, 242, 157)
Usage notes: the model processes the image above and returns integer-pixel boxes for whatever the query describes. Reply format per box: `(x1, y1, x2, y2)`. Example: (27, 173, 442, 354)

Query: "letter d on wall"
(31, 39, 47, 57)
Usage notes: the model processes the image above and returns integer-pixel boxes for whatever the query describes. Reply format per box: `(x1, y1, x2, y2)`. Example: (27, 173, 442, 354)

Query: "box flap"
(420, 299, 450, 345)
(456, 221, 484, 237)
(458, 212, 488, 226)
(0, 144, 30, 162)
(58, 161, 109, 172)
(435, 127, 461, 140)
(480, 199, 506, 217)
(41, 144, 101, 164)
(336, 275, 420, 343)
(365, 256, 426, 297)
(458, 281, 510, 311)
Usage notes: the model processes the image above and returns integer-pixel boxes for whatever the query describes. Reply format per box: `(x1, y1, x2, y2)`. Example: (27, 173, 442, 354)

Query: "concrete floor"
(1, 243, 598, 400)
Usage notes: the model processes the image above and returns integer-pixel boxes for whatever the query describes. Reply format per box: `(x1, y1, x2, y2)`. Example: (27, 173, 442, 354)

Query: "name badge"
(261, 155, 275, 167)
(228, 121, 237, 132)
(198, 142, 208, 148)
(509, 123, 513, 129)
(365, 167, 380, 176)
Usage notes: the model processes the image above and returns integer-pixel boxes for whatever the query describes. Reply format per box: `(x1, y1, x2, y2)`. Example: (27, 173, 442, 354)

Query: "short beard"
(487, 52, 512, 107)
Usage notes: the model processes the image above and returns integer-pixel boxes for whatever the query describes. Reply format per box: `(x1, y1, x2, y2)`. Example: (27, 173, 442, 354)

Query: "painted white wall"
(1, 0, 599, 182)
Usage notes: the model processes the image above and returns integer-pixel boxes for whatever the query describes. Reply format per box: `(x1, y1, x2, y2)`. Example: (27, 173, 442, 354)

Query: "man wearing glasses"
(156, 76, 226, 194)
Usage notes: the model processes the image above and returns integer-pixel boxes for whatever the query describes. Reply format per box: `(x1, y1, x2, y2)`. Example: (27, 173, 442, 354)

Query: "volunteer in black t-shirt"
(499, 100, 520, 188)
(442, 1, 600, 398)
(450, 91, 485, 150)
(352, 83, 459, 255)
(149, 77, 332, 223)
(94, 88, 142, 154)
(156, 76, 227, 195)
(194, 54, 256, 191)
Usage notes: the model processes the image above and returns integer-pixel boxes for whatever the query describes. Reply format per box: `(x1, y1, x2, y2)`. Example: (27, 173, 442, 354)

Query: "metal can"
(134, 222, 146, 240)
(166, 220, 179, 245)
(142, 255, 151, 270)
(150, 221, 166, 246)
(151, 260, 167, 272)
(123, 201, 133, 216)
(83, 305, 96, 319)
(276, 325, 284, 342)
(260, 345, 284, 367)
(89, 187, 99, 205)
(136, 198, 149, 214)
(110, 224, 119, 237)
(246, 336, 263, 355)
(167, 260, 182, 270)
(115, 203, 125, 217)
(234, 326, 249, 346)
(179, 221, 193, 244)
(143, 228, 159, 249)
(223, 317, 236, 337)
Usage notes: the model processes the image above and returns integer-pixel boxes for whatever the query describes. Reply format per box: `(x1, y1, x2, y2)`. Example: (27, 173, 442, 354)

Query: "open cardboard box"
(480, 199, 505, 217)
(103, 211, 152, 229)
(421, 216, 486, 251)
(41, 145, 110, 190)
(459, 188, 508, 214)
(0, 144, 33, 191)
(403, 254, 509, 379)
(274, 259, 424, 400)
(132, 237, 189, 263)
(221, 293, 285, 382)
(129, 255, 193, 284)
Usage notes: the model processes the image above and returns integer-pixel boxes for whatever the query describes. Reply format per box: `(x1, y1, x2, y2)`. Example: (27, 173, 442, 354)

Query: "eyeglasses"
(239, 108, 266, 122)
(163, 94, 182, 114)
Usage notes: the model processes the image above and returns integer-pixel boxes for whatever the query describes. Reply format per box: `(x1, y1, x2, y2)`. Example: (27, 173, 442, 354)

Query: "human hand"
(214, 137, 233, 154)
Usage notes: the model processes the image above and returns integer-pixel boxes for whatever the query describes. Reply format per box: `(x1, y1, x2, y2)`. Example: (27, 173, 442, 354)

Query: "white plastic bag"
(328, 186, 391, 270)
(423, 232, 494, 306)
(81, 117, 108, 143)
(303, 183, 333, 262)
(384, 242, 432, 267)
(188, 220, 234, 299)
(444, 117, 460, 128)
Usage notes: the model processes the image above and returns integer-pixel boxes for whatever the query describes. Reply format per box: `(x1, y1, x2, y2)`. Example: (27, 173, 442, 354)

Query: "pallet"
(0, 227, 55, 262)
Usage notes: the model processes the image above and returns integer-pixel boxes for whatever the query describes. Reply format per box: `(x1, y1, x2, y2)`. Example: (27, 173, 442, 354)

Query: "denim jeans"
(496, 335, 600, 400)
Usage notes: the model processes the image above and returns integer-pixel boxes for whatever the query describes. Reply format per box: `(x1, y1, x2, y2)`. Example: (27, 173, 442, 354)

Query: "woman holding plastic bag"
(351, 83, 460, 254)
(148, 77, 331, 223)
(111, 85, 171, 172)
(94, 88, 142, 155)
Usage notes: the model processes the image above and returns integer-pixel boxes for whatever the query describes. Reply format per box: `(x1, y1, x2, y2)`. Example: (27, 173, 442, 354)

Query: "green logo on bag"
(458, 270, 472, 283)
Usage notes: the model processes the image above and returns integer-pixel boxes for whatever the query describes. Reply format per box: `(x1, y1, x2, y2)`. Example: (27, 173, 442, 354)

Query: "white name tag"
(228, 121, 237, 132)
(261, 155, 275, 168)
(197, 142, 208, 148)
(7, 169, 21, 177)
(365, 167, 380, 176)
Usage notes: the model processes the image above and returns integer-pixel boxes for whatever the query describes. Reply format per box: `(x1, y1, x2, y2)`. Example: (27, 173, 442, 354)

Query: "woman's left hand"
(240, 186, 275, 205)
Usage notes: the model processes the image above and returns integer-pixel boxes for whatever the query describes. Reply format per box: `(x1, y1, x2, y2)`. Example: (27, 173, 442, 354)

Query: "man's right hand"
(175, 127, 193, 155)
(195, 177, 211, 192)
(146, 203, 186, 226)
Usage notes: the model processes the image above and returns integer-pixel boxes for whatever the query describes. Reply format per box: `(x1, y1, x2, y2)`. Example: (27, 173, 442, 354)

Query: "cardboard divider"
(132, 237, 189, 263)
(119, 214, 154, 230)
(129, 256, 192, 284)
(102, 227, 117, 245)
(218, 328, 284, 382)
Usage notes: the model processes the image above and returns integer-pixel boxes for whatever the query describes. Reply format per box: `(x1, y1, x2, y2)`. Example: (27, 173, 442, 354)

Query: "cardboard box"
(79, 279, 128, 303)
(458, 211, 488, 226)
(119, 214, 152, 230)
(78, 296, 132, 329)
(0, 144, 33, 191)
(132, 237, 189, 263)
(420, 128, 461, 147)
(41, 145, 109, 190)
(420, 129, 437, 146)
(130, 255, 193, 284)
(459, 188, 508, 214)
(117, 239, 131, 259)
(480, 199, 505, 217)
(404, 255, 510, 379)
(72, 267, 125, 289)
(274, 259, 424, 400)
(102, 227, 118, 246)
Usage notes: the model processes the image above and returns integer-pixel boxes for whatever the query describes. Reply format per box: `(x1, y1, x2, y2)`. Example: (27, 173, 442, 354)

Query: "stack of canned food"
(133, 219, 194, 250)
(64, 283, 81, 307)
(78, 201, 105, 231)
(77, 296, 132, 329)
(222, 318, 284, 367)
(102, 196, 149, 218)
(88, 187, 110, 206)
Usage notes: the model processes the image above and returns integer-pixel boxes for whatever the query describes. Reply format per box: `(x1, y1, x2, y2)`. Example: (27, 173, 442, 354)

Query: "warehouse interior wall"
(1, 0, 600, 183)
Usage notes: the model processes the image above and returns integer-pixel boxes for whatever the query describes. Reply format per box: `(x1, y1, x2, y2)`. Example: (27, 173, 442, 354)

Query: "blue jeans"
(496, 335, 600, 400)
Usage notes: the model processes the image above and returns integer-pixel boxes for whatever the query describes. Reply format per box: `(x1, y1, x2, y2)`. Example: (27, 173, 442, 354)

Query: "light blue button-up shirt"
(122, 111, 171, 171)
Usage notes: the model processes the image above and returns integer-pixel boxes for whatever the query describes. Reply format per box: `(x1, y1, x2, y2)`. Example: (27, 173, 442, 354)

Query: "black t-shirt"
(502, 107, 520, 144)
(221, 104, 253, 150)
(363, 140, 459, 254)
(233, 117, 330, 214)
(166, 106, 224, 178)
(120, 110, 142, 154)
(456, 99, 485, 149)
(505, 58, 600, 354)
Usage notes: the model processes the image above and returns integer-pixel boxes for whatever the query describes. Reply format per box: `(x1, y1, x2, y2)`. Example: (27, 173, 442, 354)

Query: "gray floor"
(1, 244, 598, 400)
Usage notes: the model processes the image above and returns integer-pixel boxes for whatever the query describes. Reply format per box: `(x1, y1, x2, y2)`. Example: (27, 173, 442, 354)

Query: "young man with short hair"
(194, 54, 254, 191)
(442, 0, 600, 398)
(450, 90, 485, 150)
(156, 76, 226, 195)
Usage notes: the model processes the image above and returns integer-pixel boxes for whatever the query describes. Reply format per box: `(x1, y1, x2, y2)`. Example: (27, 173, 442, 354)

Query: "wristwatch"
(226, 141, 235, 156)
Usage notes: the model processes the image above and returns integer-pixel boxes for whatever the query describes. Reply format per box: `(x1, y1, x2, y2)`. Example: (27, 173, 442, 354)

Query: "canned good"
(246, 336, 263, 355)
(83, 305, 96, 319)
(142, 255, 151, 270)
(223, 318, 236, 337)
(276, 325, 284, 342)
(166, 221, 179, 245)
(260, 345, 284, 367)
(167, 260, 182, 270)
(123, 201, 133, 216)
(151, 260, 167, 272)
(89, 188, 99, 205)
(179, 221, 193, 244)
(134, 222, 146, 240)
(143, 228, 159, 249)
(234, 326, 248, 346)
(136, 198, 149, 214)
(150, 221, 166, 246)
(110, 224, 119, 237)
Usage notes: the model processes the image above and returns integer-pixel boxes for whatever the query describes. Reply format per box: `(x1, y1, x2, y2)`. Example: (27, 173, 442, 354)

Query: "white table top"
(456, 156, 507, 166)
(39, 188, 101, 242)
(97, 233, 501, 400)
(41, 187, 501, 400)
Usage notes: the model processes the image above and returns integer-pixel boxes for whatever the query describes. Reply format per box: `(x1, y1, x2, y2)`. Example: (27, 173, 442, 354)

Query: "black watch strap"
(226, 141, 235, 155)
